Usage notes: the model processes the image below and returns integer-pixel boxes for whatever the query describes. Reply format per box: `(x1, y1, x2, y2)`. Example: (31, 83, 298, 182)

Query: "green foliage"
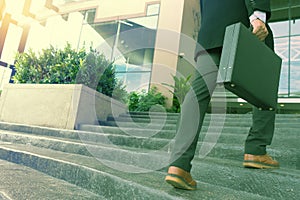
(13, 44, 127, 101)
(128, 92, 140, 111)
(163, 74, 192, 112)
(127, 87, 166, 112)
(112, 81, 128, 103)
(76, 49, 116, 97)
(14, 44, 86, 84)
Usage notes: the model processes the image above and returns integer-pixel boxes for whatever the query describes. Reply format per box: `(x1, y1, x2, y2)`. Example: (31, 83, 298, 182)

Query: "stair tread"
(0, 159, 103, 200)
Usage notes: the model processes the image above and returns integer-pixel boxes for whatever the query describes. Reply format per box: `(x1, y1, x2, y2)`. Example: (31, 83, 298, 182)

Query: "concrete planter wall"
(0, 84, 126, 129)
(0, 66, 12, 91)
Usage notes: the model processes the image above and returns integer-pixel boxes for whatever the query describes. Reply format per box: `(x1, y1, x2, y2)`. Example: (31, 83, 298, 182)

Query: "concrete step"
(79, 124, 300, 140)
(0, 159, 103, 200)
(194, 143, 299, 169)
(191, 157, 300, 200)
(125, 112, 300, 117)
(105, 118, 300, 130)
(97, 120, 300, 136)
(0, 127, 298, 169)
(0, 144, 274, 200)
(120, 113, 300, 120)
(79, 124, 299, 149)
(2, 121, 299, 151)
(0, 112, 299, 199)
(0, 130, 168, 170)
(112, 114, 300, 124)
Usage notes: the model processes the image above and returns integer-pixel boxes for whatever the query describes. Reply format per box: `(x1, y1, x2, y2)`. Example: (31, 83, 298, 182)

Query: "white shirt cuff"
(249, 11, 266, 23)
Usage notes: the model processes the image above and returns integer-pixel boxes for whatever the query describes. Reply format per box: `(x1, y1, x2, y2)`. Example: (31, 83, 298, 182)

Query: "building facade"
(0, 0, 299, 108)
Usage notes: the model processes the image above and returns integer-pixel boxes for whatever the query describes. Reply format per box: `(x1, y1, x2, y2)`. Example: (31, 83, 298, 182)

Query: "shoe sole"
(165, 175, 197, 190)
(243, 162, 279, 169)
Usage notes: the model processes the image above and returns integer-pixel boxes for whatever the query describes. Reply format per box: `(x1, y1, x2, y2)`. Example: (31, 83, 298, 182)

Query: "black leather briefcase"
(217, 23, 282, 110)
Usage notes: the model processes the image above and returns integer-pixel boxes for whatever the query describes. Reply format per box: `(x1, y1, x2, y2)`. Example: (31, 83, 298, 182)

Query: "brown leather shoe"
(243, 154, 279, 169)
(165, 166, 197, 190)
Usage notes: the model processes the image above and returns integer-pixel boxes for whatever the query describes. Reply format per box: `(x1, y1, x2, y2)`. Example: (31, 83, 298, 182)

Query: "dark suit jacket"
(197, 0, 273, 50)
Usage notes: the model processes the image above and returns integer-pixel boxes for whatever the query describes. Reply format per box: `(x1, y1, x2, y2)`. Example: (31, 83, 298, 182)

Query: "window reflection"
(78, 4, 160, 93)
(270, 21, 289, 38)
(270, 18, 300, 97)
(290, 36, 300, 95)
(291, 19, 300, 35)
(273, 37, 289, 96)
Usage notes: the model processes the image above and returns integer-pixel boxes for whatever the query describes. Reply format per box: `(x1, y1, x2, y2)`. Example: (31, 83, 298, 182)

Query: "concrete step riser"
(79, 125, 300, 140)
(120, 115, 300, 123)
(120, 113, 300, 118)
(124, 113, 300, 119)
(105, 118, 300, 128)
(100, 121, 300, 134)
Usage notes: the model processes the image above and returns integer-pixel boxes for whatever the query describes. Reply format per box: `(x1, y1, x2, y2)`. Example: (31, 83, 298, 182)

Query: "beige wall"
(150, 0, 185, 107)
(57, 0, 160, 22)
(95, 0, 160, 22)
(177, 0, 200, 80)
(0, 66, 11, 91)
(150, 0, 200, 107)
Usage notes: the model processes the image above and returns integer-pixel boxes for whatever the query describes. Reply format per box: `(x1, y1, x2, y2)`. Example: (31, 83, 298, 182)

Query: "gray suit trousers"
(169, 48, 276, 172)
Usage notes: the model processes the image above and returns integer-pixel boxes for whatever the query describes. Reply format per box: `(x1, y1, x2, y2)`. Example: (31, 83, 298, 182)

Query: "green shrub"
(13, 44, 127, 102)
(14, 44, 86, 84)
(127, 87, 166, 112)
(163, 74, 192, 112)
(76, 49, 115, 97)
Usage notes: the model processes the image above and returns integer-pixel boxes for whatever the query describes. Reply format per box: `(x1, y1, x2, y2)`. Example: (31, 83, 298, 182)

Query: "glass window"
(274, 37, 289, 96)
(270, 17, 300, 97)
(291, 18, 300, 35)
(147, 4, 160, 16)
(290, 36, 300, 95)
(78, 8, 160, 93)
(116, 72, 151, 92)
(269, 20, 289, 38)
(83, 9, 96, 24)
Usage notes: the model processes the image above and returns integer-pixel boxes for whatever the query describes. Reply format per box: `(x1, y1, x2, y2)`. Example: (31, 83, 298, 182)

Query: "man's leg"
(244, 107, 279, 168)
(165, 49, 221, 190)
(169, 70, 218, 172)
(245, 107, 276, 155)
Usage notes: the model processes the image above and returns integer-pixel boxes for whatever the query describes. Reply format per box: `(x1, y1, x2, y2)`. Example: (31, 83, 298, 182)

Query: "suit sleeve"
(245, 0, 271, 20)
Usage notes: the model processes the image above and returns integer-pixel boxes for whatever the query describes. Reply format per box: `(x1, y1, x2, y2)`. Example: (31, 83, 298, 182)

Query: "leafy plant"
(163, 74, 192, 112)
(112, 81, 128, 103)
(14, 44, 86, 84)
(127, 87, 167, 112)
(76, 49, 116, 96)
(13, 44, 127, 102)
